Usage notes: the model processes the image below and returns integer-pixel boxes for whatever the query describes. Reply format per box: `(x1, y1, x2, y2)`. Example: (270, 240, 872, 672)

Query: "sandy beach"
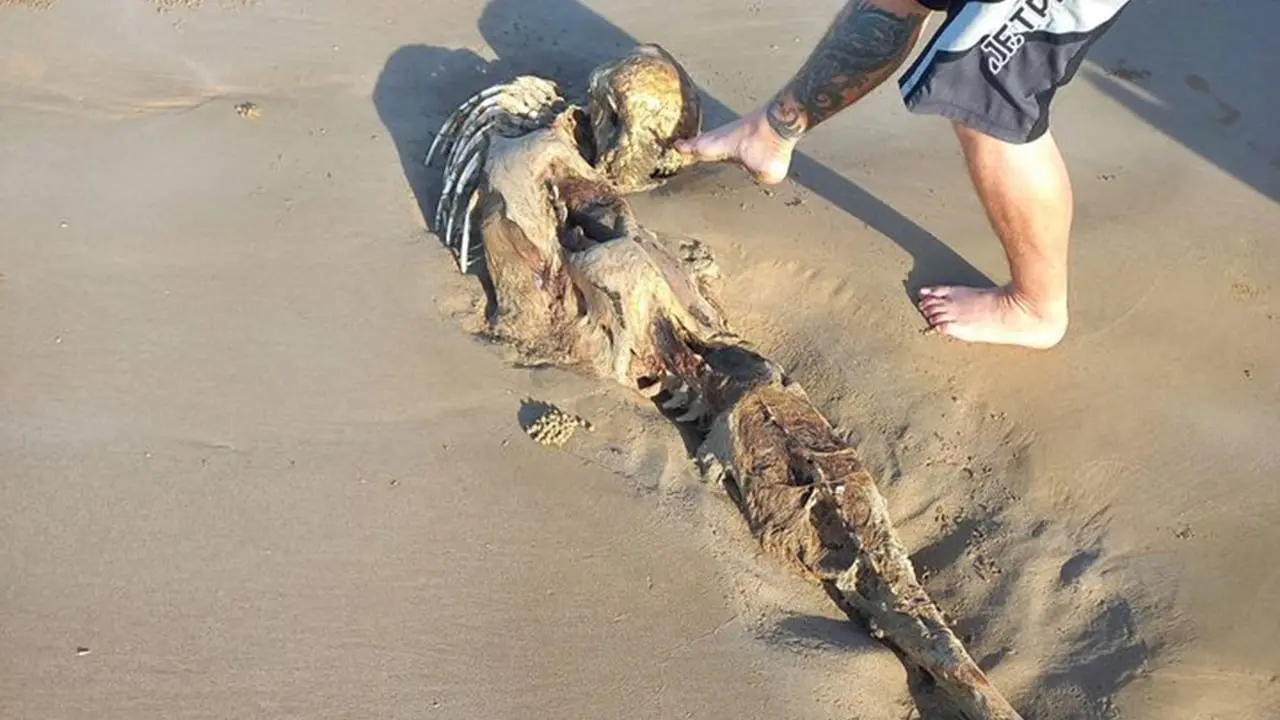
(2, 1, 1278, 718)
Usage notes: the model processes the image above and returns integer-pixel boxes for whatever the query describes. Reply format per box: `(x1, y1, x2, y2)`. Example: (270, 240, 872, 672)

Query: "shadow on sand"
(1081, 0, 1279, 203)
(373, 0, 1280, 311)
(369, 0, 1264, 716)
(372, 0, 993, 305)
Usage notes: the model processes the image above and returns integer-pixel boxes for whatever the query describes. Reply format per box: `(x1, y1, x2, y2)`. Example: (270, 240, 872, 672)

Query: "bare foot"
(917, 286, 1068, 349)
(674, 108, 795, 185)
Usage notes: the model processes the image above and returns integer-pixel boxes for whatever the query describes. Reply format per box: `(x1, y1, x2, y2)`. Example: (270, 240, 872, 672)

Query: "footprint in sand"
(1107, 61, 1151, 83)
(1184, 73, 1211, 94)
(1184, 72, 1244, 127)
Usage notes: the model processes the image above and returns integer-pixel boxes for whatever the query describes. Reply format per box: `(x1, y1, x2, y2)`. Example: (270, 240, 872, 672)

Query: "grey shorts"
(899, 0, 1130, 143)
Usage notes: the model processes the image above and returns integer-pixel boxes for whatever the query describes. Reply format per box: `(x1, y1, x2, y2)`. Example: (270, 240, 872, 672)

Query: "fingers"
(675, 120, 744, 162)
(674, 135, 727, 163)
(674, 114, 791, 185)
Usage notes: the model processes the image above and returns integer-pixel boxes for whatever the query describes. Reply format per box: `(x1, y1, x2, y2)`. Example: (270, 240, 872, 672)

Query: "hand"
(675, 107, 797, 185)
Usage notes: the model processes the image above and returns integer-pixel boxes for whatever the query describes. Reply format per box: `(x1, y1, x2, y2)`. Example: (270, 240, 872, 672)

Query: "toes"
(924, 309, 954, 326)
(917, 297, 955, 326)
(917, 297, 949, 313)
(918, 286, 952, 299)
(918, 299, 955, 325)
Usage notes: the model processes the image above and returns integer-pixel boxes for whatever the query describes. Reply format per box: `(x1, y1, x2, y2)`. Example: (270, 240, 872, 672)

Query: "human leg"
(899, 0, 1130, 348)
(917, 123, 1071, 348)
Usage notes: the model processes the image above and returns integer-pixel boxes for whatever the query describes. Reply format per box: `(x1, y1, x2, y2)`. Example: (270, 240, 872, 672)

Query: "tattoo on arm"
(766, 0, 927, 140)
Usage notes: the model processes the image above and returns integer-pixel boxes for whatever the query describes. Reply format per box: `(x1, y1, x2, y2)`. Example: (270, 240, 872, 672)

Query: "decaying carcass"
(425, 43, 1024, 720)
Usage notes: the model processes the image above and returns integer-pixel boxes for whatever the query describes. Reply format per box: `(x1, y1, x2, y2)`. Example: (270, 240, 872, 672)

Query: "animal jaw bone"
(425, 44, 1024, 720)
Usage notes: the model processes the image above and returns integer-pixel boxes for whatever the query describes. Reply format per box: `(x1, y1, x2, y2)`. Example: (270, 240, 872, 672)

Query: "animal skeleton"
(425, 43, 1023, 720)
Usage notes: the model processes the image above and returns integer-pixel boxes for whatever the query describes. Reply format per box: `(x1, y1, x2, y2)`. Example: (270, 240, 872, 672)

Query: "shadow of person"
(373, 0, 992, 300)
(1080, 0, 1280, 203)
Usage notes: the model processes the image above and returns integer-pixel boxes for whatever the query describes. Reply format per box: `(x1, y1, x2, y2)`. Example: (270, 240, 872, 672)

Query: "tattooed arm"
(766, 0, 931, 140)
(674, 0, 934, 183)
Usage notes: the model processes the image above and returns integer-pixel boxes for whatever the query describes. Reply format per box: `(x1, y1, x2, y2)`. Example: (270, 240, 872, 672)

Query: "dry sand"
(2, 1, 1277, 718)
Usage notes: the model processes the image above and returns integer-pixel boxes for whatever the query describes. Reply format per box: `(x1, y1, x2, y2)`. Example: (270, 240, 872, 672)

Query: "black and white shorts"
(899, 0, 1130, 143)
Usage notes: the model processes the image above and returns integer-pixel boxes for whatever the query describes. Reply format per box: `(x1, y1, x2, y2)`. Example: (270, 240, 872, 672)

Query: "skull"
(584, 43, 703, 194)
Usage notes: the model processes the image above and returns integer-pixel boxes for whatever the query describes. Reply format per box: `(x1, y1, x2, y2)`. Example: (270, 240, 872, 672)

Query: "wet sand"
(2, 1, 1278, 718)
